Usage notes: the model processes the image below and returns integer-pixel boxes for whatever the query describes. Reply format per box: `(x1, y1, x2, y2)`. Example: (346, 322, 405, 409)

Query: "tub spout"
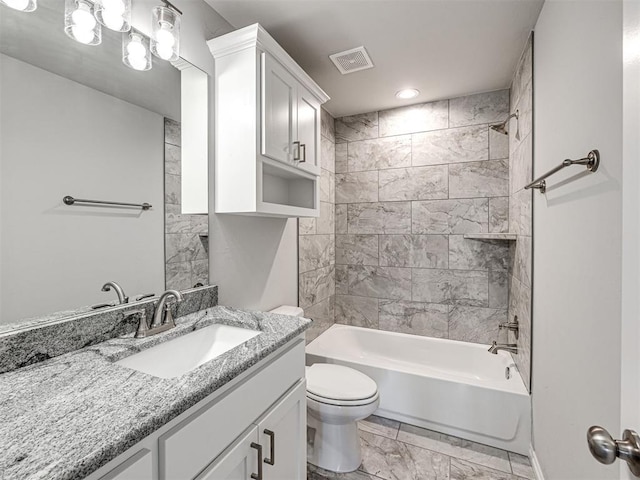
(488, 341, 518, 354)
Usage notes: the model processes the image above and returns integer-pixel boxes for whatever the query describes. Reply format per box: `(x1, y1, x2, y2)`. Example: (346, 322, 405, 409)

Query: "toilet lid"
(306, 364, 378, 401)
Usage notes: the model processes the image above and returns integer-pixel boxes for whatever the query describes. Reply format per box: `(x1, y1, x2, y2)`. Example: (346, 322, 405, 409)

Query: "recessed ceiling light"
(395, 88, 419, 100)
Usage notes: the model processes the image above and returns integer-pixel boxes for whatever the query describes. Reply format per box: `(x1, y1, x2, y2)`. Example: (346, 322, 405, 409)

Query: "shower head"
(490, 110, 520, 140)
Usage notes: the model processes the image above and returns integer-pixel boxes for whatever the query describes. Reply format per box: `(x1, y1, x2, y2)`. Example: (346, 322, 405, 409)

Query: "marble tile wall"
(334, 90, 511, 345)
(299, 109, 336, 343)
(164, 119, 209, 290)
(508, 36, 533, 391)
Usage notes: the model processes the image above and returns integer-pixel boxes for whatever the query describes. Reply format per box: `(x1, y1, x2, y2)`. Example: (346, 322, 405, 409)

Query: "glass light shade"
(64, 0, 101, 46)
(123, 31, 152, 71)
(0, 0, 37, 12)
(150, 5, 180, 62)
(94, 0, 131, 32)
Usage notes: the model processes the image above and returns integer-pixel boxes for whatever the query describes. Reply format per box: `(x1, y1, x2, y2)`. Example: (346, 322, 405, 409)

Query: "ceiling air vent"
(329, 46, 374, 75)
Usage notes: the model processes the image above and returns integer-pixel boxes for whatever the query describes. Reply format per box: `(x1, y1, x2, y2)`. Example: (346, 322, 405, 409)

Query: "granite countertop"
(0, 306, 312, 480)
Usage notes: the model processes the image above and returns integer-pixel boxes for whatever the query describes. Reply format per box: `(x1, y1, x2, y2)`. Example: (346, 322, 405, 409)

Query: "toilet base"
(307, 413, 363, 473)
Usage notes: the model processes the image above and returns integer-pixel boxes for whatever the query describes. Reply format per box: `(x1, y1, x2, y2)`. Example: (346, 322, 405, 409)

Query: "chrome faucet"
(499, 315, 519, 339)
(131, 290, 184, 338)
(102, 281, 128, 304)
(488, 341, 518, 354)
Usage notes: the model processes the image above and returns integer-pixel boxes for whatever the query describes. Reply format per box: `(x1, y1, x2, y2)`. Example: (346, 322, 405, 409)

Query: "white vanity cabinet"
(88, 337, 306, 480)
(208, 24, 329, 218)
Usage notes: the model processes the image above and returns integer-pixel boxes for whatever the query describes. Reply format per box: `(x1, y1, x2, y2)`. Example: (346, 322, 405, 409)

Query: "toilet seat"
(306, 364, 378, 406)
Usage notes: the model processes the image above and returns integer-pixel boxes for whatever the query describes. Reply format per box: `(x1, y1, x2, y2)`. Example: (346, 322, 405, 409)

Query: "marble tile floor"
(307, 416, 535, 480)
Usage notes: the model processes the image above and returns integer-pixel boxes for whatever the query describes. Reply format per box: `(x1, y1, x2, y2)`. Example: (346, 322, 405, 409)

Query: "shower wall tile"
(378, 100, 449, 137)
(412, 198, 489, 234)
(348, 265, 412, 300)
(336, 234, 379, 266)
(165, 174, 181, 205)
(448, 236, 510, 271)
(378, 165, 448, 201)
(489, 127, 509, 160)
(347, 136, 411, 172)
(299, 265, 335, 309)
(488, 197, 509, 233)
(166, 262, 192, 291)
(335, 204, 348, 234)
(335, 143, 348, 173)
(449, 90, 510, 128)
(321, 135, 335, 173)
(192, 259, 209, 286)
(448, 306, 507, 344)
(165, 204, 191, 234)
(304, 295, 335, 343)
(449, 159, 509, 199)
(335, 265, 349, 294)
(379, 300, 449, 338)
(508, 36, 533, 391)
(412, 269, 488, 306)
(299, 110, 337, 343)
(319, 168, 335, 203)
(299, 234, 334, 273)
(379, 235, 449, 269)
(164, 118, 181, 146)
(335, 111, 379, 143)
(317, 202, 335, 235)
(332, 88, 514, 348)
(412, 125, 488, 166)
(299, 217, 316, 235)
(336, 171, 379, 204)
(348, 202, 412, 234)
(489, 269, 509, 309)
(510, 133, 533, 194)
(335, 295, 379, 328)
(321, 107, 335, 143)
(165, 143, 181, 175)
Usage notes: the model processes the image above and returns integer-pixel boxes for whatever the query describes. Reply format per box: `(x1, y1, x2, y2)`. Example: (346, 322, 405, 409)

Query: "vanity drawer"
(159, 340, 305, 480)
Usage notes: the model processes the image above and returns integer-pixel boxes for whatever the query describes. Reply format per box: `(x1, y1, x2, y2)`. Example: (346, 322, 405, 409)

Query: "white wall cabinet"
(209, 24, 329, 218)
(87, 337, 306, 480)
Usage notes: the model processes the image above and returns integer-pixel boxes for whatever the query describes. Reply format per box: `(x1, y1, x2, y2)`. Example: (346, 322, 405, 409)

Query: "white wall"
(532, 1, 623, 479)
(0, 54, 165, 324)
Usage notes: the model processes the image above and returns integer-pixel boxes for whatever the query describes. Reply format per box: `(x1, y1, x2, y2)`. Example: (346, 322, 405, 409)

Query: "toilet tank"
(268, 305, 304, 317)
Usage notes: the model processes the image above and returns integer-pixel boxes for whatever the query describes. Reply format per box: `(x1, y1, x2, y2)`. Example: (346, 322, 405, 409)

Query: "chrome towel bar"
(525, 149, 600, 194)
(63, 196, 152, 210)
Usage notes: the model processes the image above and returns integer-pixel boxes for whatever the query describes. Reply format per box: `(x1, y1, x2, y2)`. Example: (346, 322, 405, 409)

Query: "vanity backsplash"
(0, 285, 218, 374)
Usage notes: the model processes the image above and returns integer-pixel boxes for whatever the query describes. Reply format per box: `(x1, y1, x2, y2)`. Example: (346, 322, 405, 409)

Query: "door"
(196, 426, 260, 480)
(295, 87, 321, 176)
(261, 52, 297, 165)
(533, 1, 640, 479)
(100, 449, 154, 480)
(257, 381, 306, 480)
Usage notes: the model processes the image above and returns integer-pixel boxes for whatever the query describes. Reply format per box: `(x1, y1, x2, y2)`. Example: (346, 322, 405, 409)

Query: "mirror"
(0, 0, 208, 327)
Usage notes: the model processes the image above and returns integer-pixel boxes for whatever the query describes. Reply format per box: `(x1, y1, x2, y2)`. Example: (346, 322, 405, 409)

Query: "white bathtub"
(305, 324, 531, 454)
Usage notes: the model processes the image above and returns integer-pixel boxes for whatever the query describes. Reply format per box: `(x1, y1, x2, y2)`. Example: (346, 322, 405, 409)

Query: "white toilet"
(269, 306, 380, 473)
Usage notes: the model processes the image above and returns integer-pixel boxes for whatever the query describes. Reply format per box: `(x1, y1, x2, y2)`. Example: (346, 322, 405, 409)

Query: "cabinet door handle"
(250, 442, 263, 480)
(264, 429, 275, 466)
(299, 143, 306, 163)
(292, 141, 301, 161)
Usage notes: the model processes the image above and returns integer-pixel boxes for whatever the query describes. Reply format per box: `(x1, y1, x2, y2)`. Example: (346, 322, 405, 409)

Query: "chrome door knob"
(587, 426, 640, 477)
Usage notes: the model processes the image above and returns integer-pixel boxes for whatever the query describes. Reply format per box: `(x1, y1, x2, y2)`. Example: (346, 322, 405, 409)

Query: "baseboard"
(529, 445, 545, 480)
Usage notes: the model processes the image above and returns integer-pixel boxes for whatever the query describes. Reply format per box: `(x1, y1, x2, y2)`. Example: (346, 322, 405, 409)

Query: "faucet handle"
(125, 309, 148, 338)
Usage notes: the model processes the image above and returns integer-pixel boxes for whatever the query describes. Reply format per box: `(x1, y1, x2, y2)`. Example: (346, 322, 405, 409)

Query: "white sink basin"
(116, 324, 261, 379)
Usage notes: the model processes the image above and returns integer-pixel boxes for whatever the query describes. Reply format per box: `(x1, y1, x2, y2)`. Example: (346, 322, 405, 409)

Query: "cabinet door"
(261, 52, 297, 165)
(257, 381, 307, 480)
(100, 448, 154, 480)
(196, 426, 259, 480)
(295, 87, 321, 176)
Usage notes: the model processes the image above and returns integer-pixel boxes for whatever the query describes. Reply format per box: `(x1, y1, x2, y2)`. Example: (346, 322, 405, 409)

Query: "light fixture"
(64, 0, 101, 46)
(123, 30, 152, 71)
(395, 88, 420, 100)
(150, 1, 181, 62)
(94, 0, 131, 32)
(0, 0, 36, 12)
